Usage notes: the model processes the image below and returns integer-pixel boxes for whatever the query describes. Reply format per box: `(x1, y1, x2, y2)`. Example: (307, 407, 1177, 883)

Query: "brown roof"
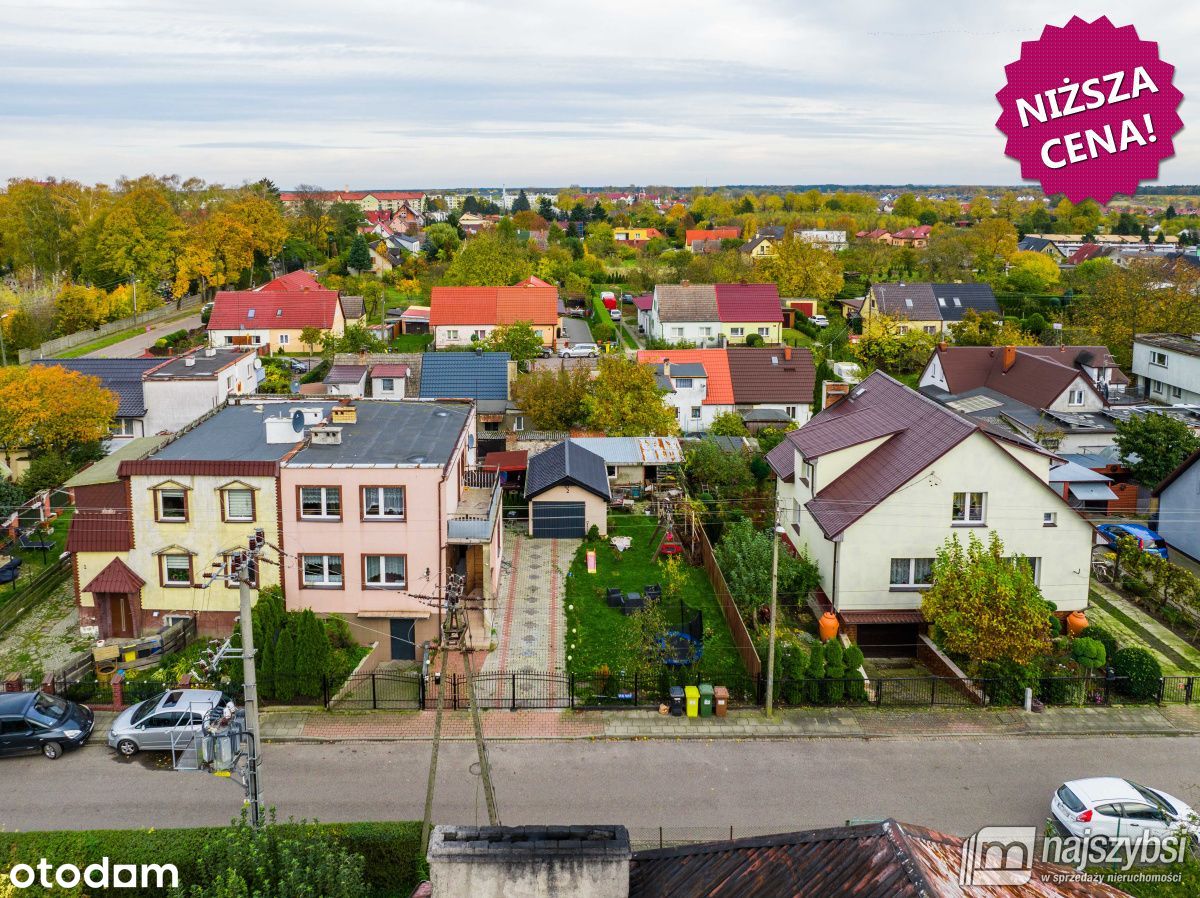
(82, 557, 145, 594)
(482, 449, 528, 472)
(838, 609, 925, 625)
(118, 460, 280, 477)
(932, 345, 1124, 407)
(630, 819, 1124, 898)
(370, 364, 411, 378)
(726, 347, 815, 404)
(67, 510, 133, 553)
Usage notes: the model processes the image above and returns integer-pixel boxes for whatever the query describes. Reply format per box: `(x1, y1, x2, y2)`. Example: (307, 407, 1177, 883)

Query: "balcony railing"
(448, 472, 502, 543)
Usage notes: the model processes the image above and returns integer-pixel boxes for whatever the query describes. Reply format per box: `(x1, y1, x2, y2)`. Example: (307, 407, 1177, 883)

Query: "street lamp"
(0, 312, 10, 367)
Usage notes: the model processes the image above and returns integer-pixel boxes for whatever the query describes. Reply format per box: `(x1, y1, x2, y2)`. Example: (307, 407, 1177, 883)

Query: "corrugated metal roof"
(568, 437, 683, 466)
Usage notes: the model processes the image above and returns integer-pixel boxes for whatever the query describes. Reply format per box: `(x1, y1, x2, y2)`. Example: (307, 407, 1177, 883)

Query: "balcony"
(448, 470, 502, 544)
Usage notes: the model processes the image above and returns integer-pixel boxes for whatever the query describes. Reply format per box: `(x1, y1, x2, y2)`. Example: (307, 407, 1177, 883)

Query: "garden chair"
(18, 531, 55, 552)
(0, 556, 23, 585)
(644, 584, 662, 601)
(606, 587, 624, 608)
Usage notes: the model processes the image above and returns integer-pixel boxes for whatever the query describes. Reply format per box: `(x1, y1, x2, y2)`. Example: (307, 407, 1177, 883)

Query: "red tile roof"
(685, 228, 740, 246)
(257, 270, 322, 292)
(714, 283, 782, 323)
(82, 557, 146, 594)
(429, 286, 559, 327)
(515, 275, 554, 288)
(370, 364, 411, 378)
(637, 349, 733, 404)
(207, 289, 340, 330)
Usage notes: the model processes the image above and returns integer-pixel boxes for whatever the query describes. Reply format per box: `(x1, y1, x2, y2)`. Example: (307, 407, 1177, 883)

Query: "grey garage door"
(531, 501, 586, 538)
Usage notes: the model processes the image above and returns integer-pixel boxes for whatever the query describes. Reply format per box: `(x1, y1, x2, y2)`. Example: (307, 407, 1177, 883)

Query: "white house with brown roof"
(766, 372, 1092, 652)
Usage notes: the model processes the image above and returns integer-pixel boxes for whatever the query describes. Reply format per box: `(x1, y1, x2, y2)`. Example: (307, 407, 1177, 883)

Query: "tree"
(760, 237, 844, 299)
(173, 194, 287, 300)
(854, 313, 937, 374)
(511, 189, 531, 213)
(537, 196, 555, 220)
(512, 210, 549, 232)
(443, 230, 534, 285)
(755, 423, 797, 454)
(1071, 637, 1106, 673)
(273, 625, 297, 702)
(713, 519, 820, 619)
(423, 222, 462, 260)
(347, 233, 372, 273)
(684, 441, 754, 497)
(0, 366, 118, 468)
(583, 357, 678, 435)
(511, 367, 591, 430)
(485, 321, 545, 362)
(949, 309, 1038, 347)
(709, 411, 749, 436)
(299, 325, 323, 359)
(294, 609, 329, 698)
(921, 532, 1052, 668)
(331, 324, 385, 354)
(1114, 412, 1200, 488)
(1007, 250, 1060, 293)
(88, 185, 183, 286)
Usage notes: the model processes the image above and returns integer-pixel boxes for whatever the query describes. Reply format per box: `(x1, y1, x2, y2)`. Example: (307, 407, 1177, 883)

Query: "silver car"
(107, 689, 230, 757)
(560, 342, 599, 358)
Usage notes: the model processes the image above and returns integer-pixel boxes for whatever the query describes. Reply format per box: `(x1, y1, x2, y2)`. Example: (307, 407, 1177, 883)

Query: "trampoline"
(659, 631, 703, 667)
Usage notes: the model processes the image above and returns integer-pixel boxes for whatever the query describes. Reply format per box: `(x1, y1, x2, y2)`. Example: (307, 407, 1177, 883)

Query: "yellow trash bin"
(684, 685, 699, 718)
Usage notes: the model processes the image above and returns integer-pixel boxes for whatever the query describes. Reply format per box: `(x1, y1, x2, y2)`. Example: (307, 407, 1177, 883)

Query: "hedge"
(0, 820, 423, 898)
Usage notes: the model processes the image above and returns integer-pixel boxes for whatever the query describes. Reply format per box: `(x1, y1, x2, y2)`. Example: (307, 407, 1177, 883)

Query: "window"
(363, 555, 406, 589)
(1150, 351, 1168, 367)
(109, 418, 137, 437)
(1068, 389, 1085, 405)
(1007, 556, 1042, 585)
(897, 325, 909, 335)
(700, 327, 712, 337)
(672, 327, 684, 338)
(155, 488, 188, 522)
(890, 557, 934, 588)
(952, 491, 986, 524)
(1170, 385, 1182, 399)
(785, 405, 797, 418)
(247, 308, 256, 319)
(1043, 512, 1057, 527)
(446, 329, 459, 340)
(730, 327, 745, 337)
(690, 407, 702, 419)
(904, 298, 913, 309)
(923, 326, 937, 335)
(299, 486, 341, 520)
(514, 415, 525, 431)
(161, 554, 192, 587)
(792, 498, 802, 524)
(1152, 379, 1163, 394)
(473, 329, 487, 341)
(606, 465, 617, 478)
(675, 377, 693, 388)
(379, 377, 395, 392)
(279, 333, 289, 345)
(362, 486, 405, 520)
(937, 296, 946, 308)
(801, 461, 814, 488)
(302, 554, 343, 588)
(952, 297, 961, 308)
(758, 327, 770, 337)
(222, 488, 255, 522)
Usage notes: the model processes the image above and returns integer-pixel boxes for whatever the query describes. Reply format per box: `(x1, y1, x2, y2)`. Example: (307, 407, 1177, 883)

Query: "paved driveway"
(85, 310, 203, 358)
(560, 316, 592, 347)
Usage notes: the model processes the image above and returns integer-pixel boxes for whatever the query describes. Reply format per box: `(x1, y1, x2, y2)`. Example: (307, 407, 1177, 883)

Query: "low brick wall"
(917, 635, 988, 706)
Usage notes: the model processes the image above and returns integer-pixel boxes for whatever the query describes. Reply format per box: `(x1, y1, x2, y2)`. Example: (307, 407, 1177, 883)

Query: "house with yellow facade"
(207, 283, 345, 352)
(860, 282, 1001, 336)
(613, 227, 663, 246)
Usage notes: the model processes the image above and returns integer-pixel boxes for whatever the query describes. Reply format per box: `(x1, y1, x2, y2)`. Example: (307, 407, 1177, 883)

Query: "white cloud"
(0, 0, 1195, 186)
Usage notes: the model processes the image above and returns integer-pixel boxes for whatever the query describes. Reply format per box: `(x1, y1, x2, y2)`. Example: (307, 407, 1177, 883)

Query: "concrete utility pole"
(0, 312, 9, 366)
(765, 506, 782, 717)
(238, 532, 265, 828)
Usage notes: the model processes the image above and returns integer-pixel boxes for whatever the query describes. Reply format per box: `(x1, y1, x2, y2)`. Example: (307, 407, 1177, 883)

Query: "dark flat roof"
(289, 401, 470, 467)
(153, 402, 335, 462)
(144, 349, 255, 379)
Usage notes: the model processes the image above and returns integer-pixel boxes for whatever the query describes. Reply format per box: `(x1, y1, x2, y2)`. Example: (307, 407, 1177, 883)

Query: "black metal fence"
(326, 670, 1200, 711)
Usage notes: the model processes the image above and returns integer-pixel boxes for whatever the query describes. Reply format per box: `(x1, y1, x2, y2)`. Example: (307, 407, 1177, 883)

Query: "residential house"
(429, 285, 560, 350)
(524, 440, 611, 538)
(637, 347, 815, 433)
(631, 294, 654, 333)
(860, 282, 1001, 335)
(613, 227, 662, 247)
(794, 229, 847, 251)
(339, 295, 366, 327)
(207, 287, 345, 352)
(456, 212, 493, 235)
(1153, 448, 1200, 561)
(281, 399, 501, 662)
(1016, 236, 1068, 260)
(855, 228, 892, 243)
(30, 358, 164, 445)
(566, 437, 683, 488)
(1131, 333, 1200, 404)
(277, 190, 425, 214)
(767, 371, 1092, 651)
(369, 363, 410, 399)
(684, 228, 741, 252)
(739, 235, 777, 259)
(647, 283, 783, 347)
(323, 364, 369, 397)
(888, 226, 932, 248)
(418, 351, 516, 453)
(259, 269, 322, 292)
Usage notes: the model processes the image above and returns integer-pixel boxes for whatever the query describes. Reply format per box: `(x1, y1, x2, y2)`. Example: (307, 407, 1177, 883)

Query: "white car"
(810, 314, 830, 328)
(1051, 778, 1198, 843)
(609, 308, 621, 321)
(560, 343, 599, 358)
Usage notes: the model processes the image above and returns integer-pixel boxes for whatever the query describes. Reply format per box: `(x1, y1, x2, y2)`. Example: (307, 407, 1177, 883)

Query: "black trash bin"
(668, 686, 685, 717)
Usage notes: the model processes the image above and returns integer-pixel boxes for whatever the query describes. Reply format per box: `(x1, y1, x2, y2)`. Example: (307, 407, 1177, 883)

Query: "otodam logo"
(5, 858, 179, 890)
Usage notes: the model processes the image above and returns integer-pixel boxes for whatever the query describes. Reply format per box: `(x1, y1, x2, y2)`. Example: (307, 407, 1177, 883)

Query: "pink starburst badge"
(995, 17, 1183, 204)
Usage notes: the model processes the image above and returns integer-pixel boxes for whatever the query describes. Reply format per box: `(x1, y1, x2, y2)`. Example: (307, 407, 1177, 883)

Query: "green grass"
(564, 513, 746, 684)
(388, 333, 433, 352)
(54, 308, 199, 359)
(0, 509, 73, 608)
(782, 327, 815, 348)
(1087, 589, 1200, 675)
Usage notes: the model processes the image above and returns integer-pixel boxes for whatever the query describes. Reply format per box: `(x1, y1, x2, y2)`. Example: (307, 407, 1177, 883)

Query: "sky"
(1, 0, 1197, 190)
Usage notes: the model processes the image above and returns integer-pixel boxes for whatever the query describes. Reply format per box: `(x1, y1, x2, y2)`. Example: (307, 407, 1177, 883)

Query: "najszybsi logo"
(959, 824, 1191, 886)
(4, 858, 179, 890)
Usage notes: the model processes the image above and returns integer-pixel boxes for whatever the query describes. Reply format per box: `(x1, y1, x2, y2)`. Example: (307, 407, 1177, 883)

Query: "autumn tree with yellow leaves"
(0, 366, 118, 469)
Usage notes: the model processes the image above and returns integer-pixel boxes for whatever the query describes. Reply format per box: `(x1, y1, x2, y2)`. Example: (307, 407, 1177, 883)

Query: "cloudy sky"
(1, 1, 1196, 189)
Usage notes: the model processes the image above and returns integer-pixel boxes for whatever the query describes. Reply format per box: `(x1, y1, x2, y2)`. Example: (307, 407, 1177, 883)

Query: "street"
(84, 310, 203, 358)
(2, 735, 1197, 838)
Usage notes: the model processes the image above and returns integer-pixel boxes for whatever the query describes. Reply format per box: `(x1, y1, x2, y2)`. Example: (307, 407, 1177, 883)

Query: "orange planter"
(1066, 610, 1088, 637)
(819, 612, 839, 642)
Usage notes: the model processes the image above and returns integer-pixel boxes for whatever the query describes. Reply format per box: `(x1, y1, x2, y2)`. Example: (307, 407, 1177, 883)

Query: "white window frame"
(952, 491, 986, 525)
(1170, 385, 1182, 399)
(362, 486, 406, 520)
(163, 554, 192, 587)
(364, 554, 407, 589)
(299, 486, 341, 520)
(758, 327, 770, 337)
(446, 328, 459, 340)
(223, 488, 255, 523)
(279, 333, 290, 345)
(1043, 512, 1057, 527)
(379, 377, 395, 392)
(156, 488, 188, 522)
(1068, 389, 1085, 406)
(514, 415, 525, 431)
(1150, 351, 1168, 367)
(890, 557, 934, 588)
(730, 327, 745, 337)
(302, 554, 343, 588)
(690, 406, 702, 420)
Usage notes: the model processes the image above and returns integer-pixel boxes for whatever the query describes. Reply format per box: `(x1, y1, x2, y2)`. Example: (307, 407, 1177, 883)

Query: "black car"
(0, 691, 94, 759)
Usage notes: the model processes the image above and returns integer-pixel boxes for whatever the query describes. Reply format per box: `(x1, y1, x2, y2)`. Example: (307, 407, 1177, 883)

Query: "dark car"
(0, 691, 94, 759)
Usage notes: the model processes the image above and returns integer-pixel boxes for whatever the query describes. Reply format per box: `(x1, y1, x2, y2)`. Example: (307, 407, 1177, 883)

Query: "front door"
(390, 619, 416, 661)
(105, 594, 134, 638)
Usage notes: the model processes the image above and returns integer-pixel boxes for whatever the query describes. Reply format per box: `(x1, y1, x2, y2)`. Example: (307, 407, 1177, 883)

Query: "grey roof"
(930, 283, 1001, 322)
(654, 362, 706, 378)
(1018, 236, 1062, 254)
(1135, 333, 1200, 359)
(929, 385, 1117, 436)
(742, 408, 792, 423)
(871, 282, 999, 323)
(339, 295, 366, 319)
(153, 402, 336, 462)
(655, 285, 719, 322)
(569, 437, 684, 466)
(418, 352, 510, 401)
(323, 364, 369, 385)
(288, 401, 470, 467)
(525, 440, 611, 501)
(1050, 459, 1112, 485)
(30, 358, 162, 418)
(144, 349, 255, 379)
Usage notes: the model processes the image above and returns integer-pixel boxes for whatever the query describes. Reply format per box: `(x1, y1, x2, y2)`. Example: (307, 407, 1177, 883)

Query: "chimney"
(662, 358, 670, 378)
(184, 357, 196, 367)
(331, 403, 357, 424)
(311, 425, 343, 446)
(784, 346, 792, 361)
(937, 341, 948, 352)
(1001, 345, 1017, 373)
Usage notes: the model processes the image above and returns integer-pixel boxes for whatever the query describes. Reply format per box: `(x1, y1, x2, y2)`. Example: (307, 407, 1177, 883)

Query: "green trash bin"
(698, 683, 714, 717)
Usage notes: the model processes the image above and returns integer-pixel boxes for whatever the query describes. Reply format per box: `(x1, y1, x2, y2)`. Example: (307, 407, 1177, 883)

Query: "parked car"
(1052, 778, 1198, 843)
(1095, 523, 1169, 559)
(810, 314, 830, 328)
(0, 691, 94, 760)
(609, 308, 622, 321)
(560, 343, 599, 358)
(107, 688, 231, 757)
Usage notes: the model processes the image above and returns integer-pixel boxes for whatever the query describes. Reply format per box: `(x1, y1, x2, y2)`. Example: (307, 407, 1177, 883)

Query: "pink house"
(280, 399, 502, 663)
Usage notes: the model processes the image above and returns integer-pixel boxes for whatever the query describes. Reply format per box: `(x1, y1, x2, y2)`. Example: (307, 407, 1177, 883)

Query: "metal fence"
(326, 669, 1200, 711)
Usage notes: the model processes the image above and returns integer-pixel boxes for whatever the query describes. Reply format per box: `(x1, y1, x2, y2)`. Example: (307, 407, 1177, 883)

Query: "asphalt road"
(84, 311, 203, 358)
(2, 735, 1197, 837)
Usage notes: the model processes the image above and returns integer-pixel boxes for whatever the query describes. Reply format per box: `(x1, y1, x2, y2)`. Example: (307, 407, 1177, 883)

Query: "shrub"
(586, 523, 601, 542)
(745, 333, 764, 347)
(804, 642, 825, 703)
(1070, 637, 1106, 671)
(823, 640, 846, 702)
(978, 659, 1040, 706)
(324, 614, 356, 650)
(1111, 646, 1163, 701)
(1122, 576, 1152, 598)
(1078, 625, 1118, 662)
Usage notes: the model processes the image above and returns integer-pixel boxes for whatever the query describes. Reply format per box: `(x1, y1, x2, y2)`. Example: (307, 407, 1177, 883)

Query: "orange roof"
(685, 228, 740, 245)
(429, 286, 559, 327)
(637, 349, 733, 404)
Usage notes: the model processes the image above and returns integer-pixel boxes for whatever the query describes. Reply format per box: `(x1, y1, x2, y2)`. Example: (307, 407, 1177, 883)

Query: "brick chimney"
(937, 340, 948, 352)
(662, 358, 670, 377)
(1001, 345, 1017, 373)
(783, 346, 792, 361)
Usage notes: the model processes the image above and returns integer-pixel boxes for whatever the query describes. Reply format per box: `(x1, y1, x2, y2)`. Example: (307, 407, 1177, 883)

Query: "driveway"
(85, 310, 203, 358)
(560, 316, 592, 346)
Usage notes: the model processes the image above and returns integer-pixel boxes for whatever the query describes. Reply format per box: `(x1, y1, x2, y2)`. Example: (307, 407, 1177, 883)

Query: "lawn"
(563, 513, 747, 687)
(1087, 588, 1200, 675)
(388, 333, 433, 352)
(1, 509, 74, 600)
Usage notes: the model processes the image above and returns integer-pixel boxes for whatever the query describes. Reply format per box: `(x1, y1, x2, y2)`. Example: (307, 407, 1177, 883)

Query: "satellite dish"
(292, 409, 305, 432)
(253, 358, 263, 370)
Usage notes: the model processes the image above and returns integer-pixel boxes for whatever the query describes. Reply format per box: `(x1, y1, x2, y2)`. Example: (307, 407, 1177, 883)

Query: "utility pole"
(765, 505, 782, 717)
(237, 531, 265, 828)
(131, 278, 138, 315)
(0, 312, 9, 366)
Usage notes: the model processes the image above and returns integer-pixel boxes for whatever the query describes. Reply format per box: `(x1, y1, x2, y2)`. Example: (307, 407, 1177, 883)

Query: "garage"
(531, 501, 586, 538)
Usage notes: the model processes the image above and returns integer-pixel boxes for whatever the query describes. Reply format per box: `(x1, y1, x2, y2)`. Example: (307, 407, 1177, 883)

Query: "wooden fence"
(18, 295, 201, 362)
(692, 519, 762, 677)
